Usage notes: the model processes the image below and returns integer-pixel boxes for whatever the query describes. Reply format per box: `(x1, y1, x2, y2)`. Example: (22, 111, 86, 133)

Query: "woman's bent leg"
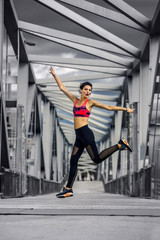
(86, 141, 119, 164)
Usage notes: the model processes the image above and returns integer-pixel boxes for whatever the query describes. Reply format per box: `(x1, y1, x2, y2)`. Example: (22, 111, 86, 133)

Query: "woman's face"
(80, 85, 92, 98)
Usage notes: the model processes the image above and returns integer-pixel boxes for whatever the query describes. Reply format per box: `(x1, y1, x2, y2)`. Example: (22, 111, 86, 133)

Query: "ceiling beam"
(103, 0, 150, 29)
(36, 80, 122, 91)
(58, 0, 147, 32)
(29, 55, 127, 68)
(35, 62, 127, 76)
(22, 29, 132, 67)
(18, 21, 132, 57)
(35, 75, 124, 83)
(35, 0, 140, 57)
(150, 0, 160, 35)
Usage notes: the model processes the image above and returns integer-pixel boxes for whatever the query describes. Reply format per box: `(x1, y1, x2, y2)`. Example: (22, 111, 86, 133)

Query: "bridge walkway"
(0, 181, 160, 240)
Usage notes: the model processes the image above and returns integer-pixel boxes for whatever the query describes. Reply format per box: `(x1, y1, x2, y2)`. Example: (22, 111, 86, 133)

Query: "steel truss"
(0, 0, 160, 198)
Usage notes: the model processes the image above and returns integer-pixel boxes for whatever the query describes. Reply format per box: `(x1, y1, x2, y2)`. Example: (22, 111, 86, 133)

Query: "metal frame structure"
(0, 0, 160, 198)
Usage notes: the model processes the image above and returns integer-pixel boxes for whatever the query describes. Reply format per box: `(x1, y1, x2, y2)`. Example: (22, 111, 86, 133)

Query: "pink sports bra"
(73, 99, 90, 118)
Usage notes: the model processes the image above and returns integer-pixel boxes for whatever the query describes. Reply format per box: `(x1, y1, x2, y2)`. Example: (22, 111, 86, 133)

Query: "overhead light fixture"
(24, 40, 36, 46)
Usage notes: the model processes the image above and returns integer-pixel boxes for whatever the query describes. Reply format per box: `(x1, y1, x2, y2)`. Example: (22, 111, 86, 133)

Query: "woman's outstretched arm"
(90, 99, 134, 113)
(50, 67, 78, 103)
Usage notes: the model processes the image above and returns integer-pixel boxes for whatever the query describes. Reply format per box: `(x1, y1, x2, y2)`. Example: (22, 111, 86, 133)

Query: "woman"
(50, 67, 134, 198)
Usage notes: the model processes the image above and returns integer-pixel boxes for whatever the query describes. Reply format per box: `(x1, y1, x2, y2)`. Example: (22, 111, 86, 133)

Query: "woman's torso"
(74, 117, 89, 129)
(73, 98, 92, 129)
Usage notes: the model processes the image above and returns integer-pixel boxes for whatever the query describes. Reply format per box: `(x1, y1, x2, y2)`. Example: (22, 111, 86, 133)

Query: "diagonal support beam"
(103, 0, 150, 29)
(151, 0, 160, 35)
(19, 21, 132, 57)
(21, 29, 133, 66)
(35, 0, 140, 57)
(59, 0, 148, 32)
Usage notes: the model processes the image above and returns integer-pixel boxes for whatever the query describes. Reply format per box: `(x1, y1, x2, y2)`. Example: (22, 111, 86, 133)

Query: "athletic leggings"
(66, 125, 119, 188)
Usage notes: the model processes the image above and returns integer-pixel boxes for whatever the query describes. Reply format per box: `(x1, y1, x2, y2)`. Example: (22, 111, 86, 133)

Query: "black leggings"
(66, 125, 119, 188)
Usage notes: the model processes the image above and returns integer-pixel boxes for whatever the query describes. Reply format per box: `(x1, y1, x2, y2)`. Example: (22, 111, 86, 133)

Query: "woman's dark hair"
(80, 82, 92, 90)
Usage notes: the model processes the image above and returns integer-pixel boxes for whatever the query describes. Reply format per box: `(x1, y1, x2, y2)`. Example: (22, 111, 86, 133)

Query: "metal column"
(0, 0, 4, 168)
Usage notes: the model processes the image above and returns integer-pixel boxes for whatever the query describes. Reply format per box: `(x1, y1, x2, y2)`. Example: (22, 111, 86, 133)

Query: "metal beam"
(4, 1, 28, 62)
(29, 55, 127, 68)
(37, 80, 122, 91)
(35, 63, 126, 76)
(35, 75, 124, 84)
(103, 0, 150, 29)
(4, 0, 18, 56)
(150, 0, 160, 35)
(22, 29, 132, 66)
(157, 63, 160, 77)
(0, 0, 4, 86)
(17, 62, 29, 130)
(35, 0, 140, 57)
(0, 0, 4, 167)
(42, 101, 54, 179)
(58, 0, 147, 32)
(18, 21, 132, 57)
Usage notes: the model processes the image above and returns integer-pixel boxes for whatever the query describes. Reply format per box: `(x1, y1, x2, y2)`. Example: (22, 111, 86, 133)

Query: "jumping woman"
(50, 67, 134, 198)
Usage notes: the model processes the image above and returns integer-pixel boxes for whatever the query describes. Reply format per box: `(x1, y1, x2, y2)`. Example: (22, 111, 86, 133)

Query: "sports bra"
(73, 99, 90, 118)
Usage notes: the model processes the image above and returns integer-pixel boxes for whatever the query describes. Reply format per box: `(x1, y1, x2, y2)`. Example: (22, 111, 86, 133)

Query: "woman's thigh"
(81, 127, 99, 160)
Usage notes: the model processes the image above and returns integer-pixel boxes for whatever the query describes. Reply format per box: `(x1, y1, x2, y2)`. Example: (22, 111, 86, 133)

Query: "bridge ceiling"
(13, 0, 159, 144)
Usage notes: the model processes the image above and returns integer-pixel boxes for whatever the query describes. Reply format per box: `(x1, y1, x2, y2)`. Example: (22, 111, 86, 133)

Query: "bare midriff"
(74, 117, 89, 129)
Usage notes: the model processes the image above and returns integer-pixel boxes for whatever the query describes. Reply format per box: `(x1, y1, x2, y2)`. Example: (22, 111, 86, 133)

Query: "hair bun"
(79, 82, 92, 90)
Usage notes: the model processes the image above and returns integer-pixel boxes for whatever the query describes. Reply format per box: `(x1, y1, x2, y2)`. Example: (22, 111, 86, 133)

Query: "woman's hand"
(50, 66, 56, 76)
(127, 108, 135, 113)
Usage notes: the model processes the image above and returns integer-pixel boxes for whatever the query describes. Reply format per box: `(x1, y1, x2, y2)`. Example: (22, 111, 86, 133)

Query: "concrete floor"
(0, 181, 160, 240)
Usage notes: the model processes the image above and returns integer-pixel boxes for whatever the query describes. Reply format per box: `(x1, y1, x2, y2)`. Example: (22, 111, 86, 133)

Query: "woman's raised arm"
(50, 67, 78, 103)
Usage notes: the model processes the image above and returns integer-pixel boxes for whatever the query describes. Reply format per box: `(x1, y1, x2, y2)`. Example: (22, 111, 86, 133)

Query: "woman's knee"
(92, 156, 100, 164)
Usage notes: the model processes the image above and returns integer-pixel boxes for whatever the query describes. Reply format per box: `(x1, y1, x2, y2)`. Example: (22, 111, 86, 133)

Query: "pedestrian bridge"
(1, 181, 160, 240)
(0, 0, 160, 200)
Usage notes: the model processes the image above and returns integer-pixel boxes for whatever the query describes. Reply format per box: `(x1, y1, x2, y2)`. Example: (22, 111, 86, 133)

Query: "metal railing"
(102, 166, 152, 198)
(26, 175, 40, 196)
(152, 149, 160, 199)
(0, 168, 21, 198)
(0, 168, 66, 198)
(41, 176, 67, 195)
